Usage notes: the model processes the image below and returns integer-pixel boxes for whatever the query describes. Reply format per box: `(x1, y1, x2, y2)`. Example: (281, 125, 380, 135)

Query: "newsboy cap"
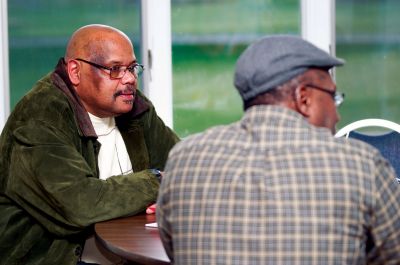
(234, 35, 344, 101)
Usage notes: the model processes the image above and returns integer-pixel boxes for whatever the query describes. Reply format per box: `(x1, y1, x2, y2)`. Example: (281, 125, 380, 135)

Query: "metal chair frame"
(335, 118, 400, 138)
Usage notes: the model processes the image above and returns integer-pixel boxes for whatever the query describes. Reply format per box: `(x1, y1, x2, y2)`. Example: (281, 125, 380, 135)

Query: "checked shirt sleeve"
(368, 159, 400, 264)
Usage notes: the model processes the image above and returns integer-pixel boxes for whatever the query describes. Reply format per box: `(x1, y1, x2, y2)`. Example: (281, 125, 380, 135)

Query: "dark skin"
(289, 69, 339, 134)
(249, 68, 340, 134)
(64, 24, 138, 118)
(64, 25, 160, 215)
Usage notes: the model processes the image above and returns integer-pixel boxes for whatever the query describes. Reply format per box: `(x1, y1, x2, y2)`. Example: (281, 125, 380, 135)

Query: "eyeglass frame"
(305, 84, 345, 107)
(75, 58, 144, 79)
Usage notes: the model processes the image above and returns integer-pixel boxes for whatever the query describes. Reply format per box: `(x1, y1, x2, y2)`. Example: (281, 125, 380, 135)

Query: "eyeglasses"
(75, 58, 144, 79)
(306, 84, 345, 107)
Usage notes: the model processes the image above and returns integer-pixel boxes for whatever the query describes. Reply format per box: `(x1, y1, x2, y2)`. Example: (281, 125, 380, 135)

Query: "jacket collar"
(50, 58, 150, 137)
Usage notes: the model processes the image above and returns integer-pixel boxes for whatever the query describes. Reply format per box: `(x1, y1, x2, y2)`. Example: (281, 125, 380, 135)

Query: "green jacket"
(0, 59, 179, 265)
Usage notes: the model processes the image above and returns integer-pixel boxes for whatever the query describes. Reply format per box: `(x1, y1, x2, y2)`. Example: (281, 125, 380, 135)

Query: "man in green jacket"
(0, 24, 179, 264)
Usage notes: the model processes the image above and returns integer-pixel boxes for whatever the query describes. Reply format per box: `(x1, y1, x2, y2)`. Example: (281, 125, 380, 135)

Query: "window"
(10, 1, 390, 135)
(171, 0, 300, 137)
(336, 0, 400, 128)
(8, 0, 141, 108)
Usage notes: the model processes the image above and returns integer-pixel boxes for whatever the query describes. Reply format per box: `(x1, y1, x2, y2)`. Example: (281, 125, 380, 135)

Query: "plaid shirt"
(157, 105, 400, 265)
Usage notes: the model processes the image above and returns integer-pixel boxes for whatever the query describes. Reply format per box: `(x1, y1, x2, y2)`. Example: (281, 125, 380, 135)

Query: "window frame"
(0, 0, 9, 130)
(141, 0, 173, 128)
(301, 0, 336, 54)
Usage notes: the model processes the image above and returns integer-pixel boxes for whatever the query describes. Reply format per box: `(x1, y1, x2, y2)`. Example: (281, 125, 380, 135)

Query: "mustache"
(113, 86, 136, 98)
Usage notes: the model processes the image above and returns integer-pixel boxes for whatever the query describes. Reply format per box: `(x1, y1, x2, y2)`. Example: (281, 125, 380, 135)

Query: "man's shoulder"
(325, 134, 394, 178)
(332, 135, 382, 159)
(8, 74, 76, 134)
(19, 73, 68, 105)
(170, 123, 240, 154)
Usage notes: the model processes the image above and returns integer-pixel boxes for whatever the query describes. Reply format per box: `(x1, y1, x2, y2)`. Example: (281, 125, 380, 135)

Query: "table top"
(95, 213, 170, 265)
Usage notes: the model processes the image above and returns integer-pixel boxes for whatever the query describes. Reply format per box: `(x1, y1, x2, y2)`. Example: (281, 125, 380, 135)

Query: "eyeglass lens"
(110, 65, 144, 79)
(334, 92, 345, 107)
(306, 84, 344, 107)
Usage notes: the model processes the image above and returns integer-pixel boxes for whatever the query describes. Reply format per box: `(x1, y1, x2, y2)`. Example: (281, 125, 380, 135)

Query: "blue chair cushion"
(349, 131, 400, 178)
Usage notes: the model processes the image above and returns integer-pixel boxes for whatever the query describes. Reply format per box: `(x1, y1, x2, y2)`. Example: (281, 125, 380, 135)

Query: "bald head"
(64, 24, 138, 117)
(64, 24, 133, 61)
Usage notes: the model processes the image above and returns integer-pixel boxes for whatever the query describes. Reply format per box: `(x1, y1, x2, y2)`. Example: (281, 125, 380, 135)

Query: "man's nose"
(121, 70, 137, 84)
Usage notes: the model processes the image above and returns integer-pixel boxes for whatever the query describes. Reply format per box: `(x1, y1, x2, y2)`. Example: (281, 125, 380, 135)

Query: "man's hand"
(146, 203, 157, 214)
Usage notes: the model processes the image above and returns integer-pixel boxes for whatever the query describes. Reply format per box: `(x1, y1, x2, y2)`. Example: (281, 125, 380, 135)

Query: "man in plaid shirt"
(157, 35, 400, 264)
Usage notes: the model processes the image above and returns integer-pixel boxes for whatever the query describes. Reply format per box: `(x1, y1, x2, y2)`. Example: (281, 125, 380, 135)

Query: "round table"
(95, 213, 170, 265)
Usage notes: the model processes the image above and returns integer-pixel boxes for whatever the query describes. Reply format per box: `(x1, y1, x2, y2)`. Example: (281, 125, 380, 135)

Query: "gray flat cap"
(234, 35, 345, 101)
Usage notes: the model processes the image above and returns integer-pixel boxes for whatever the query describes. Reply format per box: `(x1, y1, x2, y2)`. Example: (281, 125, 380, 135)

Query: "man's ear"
(294, 85, 312, 117)
(66, 60, 80, 86)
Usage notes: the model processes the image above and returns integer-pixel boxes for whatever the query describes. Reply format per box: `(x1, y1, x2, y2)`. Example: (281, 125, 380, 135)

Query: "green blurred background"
(7, 0, 400, 137)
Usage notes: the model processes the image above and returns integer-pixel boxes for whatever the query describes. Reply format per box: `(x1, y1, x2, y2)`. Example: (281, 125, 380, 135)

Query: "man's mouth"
(114, 89, 136, 100)
(120, 92, 134, 98)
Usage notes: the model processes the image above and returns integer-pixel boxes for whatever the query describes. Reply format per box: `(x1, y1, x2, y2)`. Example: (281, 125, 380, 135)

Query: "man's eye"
(127, 65, 136, 71)
(110, 65, 122, 72)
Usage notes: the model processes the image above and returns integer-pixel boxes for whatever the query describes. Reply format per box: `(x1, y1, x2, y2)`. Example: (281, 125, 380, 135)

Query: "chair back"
(335, 119, 400, 180)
